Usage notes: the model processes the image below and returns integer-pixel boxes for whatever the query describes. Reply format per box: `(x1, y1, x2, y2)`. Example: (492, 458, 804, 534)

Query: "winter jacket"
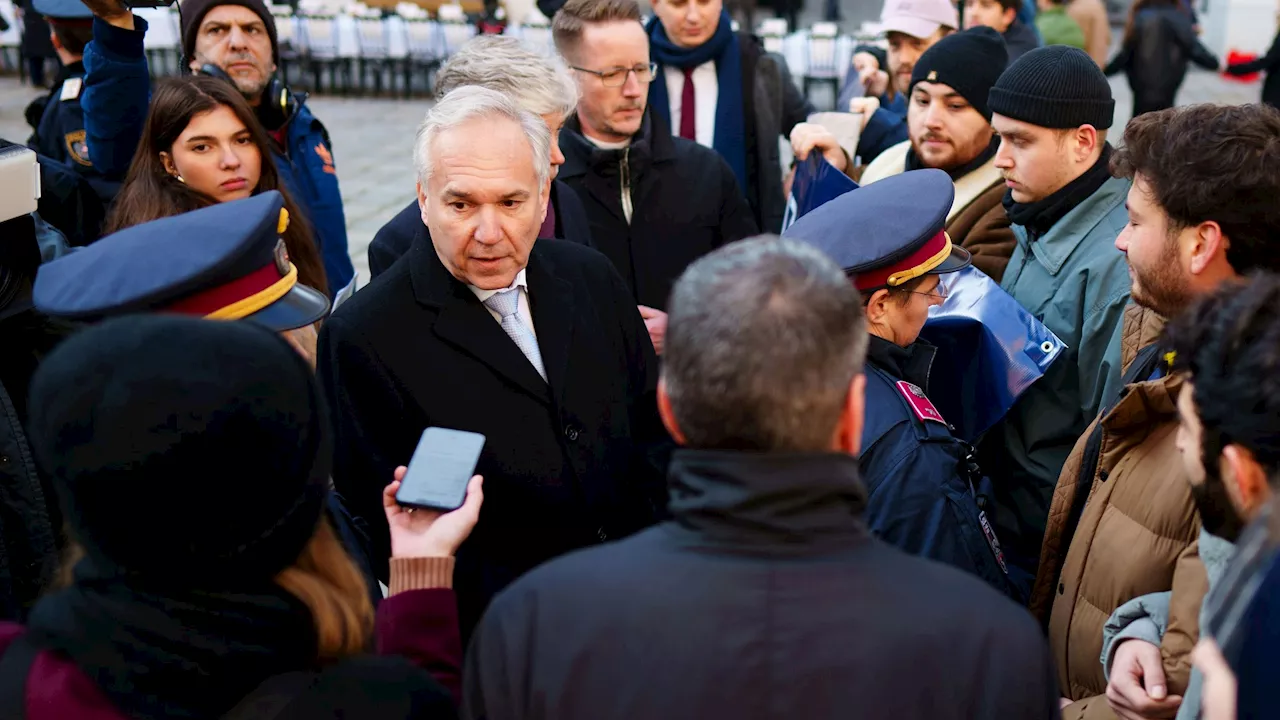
(1225, 31, 1280, 109)
(0, 584, 462, 718)
(980, 176, 1131, 571)
(81, 17, 355, 296)
(15, 0, 55, 59)
(859, 336, 1019, 600)
(859, 140, 1016, 282)
(741, 37, 813, 233)
(1003, 19, 1042, 63)
(1104, 8, 1219, 115)
(1100, 529, 1235, 720)
(366, 180, 592, 279)
(464, 450, 1061, 720)
(1031, 305, 1208, 720)
(1036, 7, 1087, 51)
(1066, 0, 1111, 66)
(557, 112, 758, 311)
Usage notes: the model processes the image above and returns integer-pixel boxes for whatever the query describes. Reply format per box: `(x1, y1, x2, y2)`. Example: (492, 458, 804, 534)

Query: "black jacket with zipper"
(1105, 7, 1219, 114)
(557, 112, 758, 311)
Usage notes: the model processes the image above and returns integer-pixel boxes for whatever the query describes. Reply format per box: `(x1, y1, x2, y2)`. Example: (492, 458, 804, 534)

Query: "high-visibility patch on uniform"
(896, 380, 946, 425)
(64, 129, 91, 167)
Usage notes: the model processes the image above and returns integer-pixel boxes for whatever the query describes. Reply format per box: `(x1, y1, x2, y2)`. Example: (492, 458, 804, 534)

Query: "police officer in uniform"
(30, 191, 381, 610)
(784, 169, 1020, 601)
(24, 0, 94, 170)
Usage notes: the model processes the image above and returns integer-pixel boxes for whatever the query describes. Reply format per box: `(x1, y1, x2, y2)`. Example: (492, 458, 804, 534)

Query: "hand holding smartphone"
(384, 427, 487, 559)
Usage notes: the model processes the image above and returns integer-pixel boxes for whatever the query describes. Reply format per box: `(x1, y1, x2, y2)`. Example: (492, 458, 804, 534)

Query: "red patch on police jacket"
(896, 381, 946, 424)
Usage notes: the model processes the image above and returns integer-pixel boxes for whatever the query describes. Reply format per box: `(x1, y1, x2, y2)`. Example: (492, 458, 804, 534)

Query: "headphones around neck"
(197, 63, 300, 133)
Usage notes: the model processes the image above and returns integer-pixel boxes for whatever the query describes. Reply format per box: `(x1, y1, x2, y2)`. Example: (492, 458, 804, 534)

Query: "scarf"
(24, 559, 319, 719)
(1003, 144, 1115, 240)
(906, 135, 1000, 180)
(646, 12, 748, 195)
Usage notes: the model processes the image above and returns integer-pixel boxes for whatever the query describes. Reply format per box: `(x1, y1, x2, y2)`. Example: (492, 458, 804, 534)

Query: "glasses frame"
(570, 62, 659, 87)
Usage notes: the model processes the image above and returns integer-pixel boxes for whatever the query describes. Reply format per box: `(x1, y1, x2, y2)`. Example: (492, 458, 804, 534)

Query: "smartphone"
(395, 427, 486, 512)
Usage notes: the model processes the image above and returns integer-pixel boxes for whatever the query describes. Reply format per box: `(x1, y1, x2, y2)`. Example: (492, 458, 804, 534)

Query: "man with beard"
(1097, 273, 1280, 720)
(1028, 103, 1280, 720)
(857, 27, 1015, 282)
(791, 0, 956, 171)
(551, 0, 757, 354)
(76, 0, 355, 296)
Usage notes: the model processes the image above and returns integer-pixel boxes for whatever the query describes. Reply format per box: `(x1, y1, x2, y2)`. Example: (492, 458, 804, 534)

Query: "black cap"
(910, 26, 1008, 120)
(782, 169, 971, 292)
(988, 45, 1115, 129)
(33, 191, 330, 332)
(27, 315, 331, 584)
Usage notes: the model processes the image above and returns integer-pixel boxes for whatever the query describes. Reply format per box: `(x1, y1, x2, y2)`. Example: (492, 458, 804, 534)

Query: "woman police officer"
(785, 168, 1018, 601)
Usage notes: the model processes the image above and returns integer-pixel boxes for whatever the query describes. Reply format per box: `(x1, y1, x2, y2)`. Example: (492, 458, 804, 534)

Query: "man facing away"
(978, 45, 1132, 581)
(464, 236, 1060, 720)
(1033, 104, 1280, 720)
(645, 0, 812, 232)
(551, 0, 757, 355)
(858, 26, 1015, 281)
(78, 0, 355, 295)
(365, 36, 591, 279)
(318, 87, 667, 639)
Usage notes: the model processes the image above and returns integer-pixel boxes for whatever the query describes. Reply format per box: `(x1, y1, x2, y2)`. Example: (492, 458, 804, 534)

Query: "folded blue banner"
(781, 154, 858, 232)
(920, 266, 1066, 442)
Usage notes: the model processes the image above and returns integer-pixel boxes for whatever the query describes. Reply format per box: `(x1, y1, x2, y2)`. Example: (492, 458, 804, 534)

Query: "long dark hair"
(105, 76, 329, 296)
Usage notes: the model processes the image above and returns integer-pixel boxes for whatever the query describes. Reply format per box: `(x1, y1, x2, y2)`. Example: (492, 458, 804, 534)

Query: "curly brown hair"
(1110, 103, 1280, 275)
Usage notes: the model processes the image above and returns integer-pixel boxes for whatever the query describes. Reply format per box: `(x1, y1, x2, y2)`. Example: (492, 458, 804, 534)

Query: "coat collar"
(408, 240, 575, 404)
(558, 110, 678, 181)
(1013, 176, 1130, 277)
(666, 449, 870, 554)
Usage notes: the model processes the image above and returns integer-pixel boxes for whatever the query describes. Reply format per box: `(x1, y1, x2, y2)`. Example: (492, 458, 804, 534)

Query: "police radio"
(197, 63, 301, 132)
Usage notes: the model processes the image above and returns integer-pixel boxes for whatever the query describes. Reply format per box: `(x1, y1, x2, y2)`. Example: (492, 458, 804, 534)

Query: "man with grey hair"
(319, 86, 667, 638)
(366, 35, 592, 278)
(464, 235, 1059, 720)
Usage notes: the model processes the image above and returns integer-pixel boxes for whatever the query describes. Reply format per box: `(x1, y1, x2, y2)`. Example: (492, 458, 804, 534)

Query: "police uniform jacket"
(318, 238, 668, 639)
(860, 335, 1018, 600)
(80, 16, 355, 296)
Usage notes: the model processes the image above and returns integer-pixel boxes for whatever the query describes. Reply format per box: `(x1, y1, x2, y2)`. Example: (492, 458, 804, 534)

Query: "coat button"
(1099, 469, 1110, 482)
(565, 425, 579, 442)
(1058, 582, 1065, 595)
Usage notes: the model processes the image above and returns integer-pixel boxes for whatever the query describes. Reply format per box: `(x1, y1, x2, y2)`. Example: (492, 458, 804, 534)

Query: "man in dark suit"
(319, 86, 666, 637)
(366, 36, 591, 279)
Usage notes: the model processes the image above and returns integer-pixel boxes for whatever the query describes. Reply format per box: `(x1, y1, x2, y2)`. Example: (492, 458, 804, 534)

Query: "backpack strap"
(0, 633, 45, 720)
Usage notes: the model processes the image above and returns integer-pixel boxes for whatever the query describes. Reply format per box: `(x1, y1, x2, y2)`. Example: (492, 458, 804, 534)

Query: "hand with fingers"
(80, 0, 134, 28)
(638, 305, 667, 356)
(383, 468, 484, 558)
(790, 122, 849, 173)
(1106, 639, 1183, 720)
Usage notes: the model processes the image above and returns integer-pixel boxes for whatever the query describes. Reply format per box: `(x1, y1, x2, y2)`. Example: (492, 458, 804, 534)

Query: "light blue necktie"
(483, 288, 547, 382)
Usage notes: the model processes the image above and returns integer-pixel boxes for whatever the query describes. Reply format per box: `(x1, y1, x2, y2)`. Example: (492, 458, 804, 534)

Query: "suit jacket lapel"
(410, 243, 551, 404)
(525, 244, 575, 403)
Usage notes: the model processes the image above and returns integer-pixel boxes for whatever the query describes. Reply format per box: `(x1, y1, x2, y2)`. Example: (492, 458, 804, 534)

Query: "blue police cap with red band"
(783, 168, 971, 292)
(33, 191, 330, 331)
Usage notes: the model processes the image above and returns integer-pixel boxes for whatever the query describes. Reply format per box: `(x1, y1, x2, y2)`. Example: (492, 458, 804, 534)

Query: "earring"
(175, 174, 186, 184)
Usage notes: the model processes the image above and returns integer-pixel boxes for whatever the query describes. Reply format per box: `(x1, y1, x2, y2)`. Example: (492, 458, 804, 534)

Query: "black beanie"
(988, 45, 1115, 129)
(181, 0, 279, 66)
(28, 315, 330, 585)
(909, 26, 1008, 121)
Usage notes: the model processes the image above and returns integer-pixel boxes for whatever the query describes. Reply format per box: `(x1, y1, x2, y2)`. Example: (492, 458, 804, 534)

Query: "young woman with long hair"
(0, 316, 483, 718)
(104, 76, 329, 296)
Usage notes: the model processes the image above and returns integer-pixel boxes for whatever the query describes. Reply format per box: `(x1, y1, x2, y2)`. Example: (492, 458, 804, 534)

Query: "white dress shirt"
(469, 269, 538, 341)
(664, 61, 719, 148)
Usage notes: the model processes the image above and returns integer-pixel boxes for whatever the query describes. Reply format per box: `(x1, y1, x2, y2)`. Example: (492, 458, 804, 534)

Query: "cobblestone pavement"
(0, 67, 1265, 284)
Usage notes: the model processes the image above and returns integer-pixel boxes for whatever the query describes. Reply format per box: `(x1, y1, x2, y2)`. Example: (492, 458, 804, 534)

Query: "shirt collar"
(469, 269, 528, 304)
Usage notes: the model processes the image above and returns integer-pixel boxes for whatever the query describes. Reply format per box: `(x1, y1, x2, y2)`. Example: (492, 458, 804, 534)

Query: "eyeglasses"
(570, 62, 659, 87)
(906, 281, 949, 301)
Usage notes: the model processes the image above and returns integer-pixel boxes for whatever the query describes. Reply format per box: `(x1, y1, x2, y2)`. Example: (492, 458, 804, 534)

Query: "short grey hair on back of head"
(663, 236, 869, 453)
(435, 36, 579, 122)
(413, 85, 552, 189)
